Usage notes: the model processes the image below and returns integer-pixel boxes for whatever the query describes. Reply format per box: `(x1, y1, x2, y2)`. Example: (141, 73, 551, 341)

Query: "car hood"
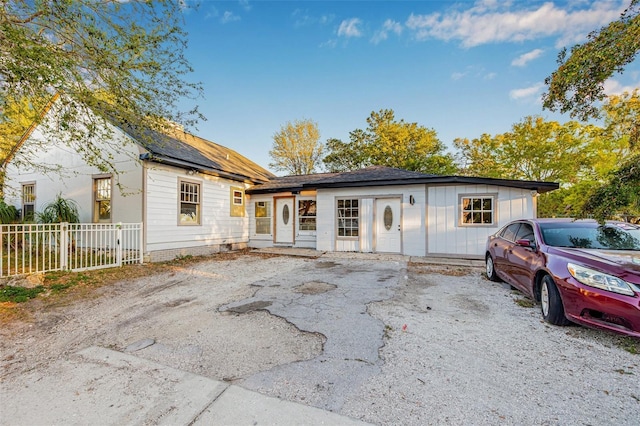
(553, 247, 640, 274)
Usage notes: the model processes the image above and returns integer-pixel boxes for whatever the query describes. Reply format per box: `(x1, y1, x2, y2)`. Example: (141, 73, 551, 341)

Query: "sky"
(179, 0, 640, 175)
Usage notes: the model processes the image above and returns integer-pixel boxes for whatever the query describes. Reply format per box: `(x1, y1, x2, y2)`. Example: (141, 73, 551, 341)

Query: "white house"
(3, 99, 274, 262)
(4, 100, 558, 261)
(246, 167, 557, 259)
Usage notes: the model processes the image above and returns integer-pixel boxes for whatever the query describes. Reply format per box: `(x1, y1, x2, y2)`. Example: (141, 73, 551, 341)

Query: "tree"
(454, 116, 625, 217)
(542, 0, 640, 121)
(1, 1, 203, 175)
(269, 119, 324, 175)
(0, 96, 41, 195)
(454, 116, 601, 183)
(323, 109, 456, 174)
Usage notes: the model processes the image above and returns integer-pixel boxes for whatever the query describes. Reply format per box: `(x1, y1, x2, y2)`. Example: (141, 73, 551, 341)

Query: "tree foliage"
(269, 119, 324, 175)
(323, 109, 456, 174)
(542, 0, 640, 121)
(454, 116, 603, 183)
(581, 154, 640, 222)
(454, 115, 627, 217)
(1, 0, 203, 174)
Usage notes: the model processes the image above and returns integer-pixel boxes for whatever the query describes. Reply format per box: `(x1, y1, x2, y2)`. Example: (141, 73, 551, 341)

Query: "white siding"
(316, 185, 426, 256)
(145, 165, 250, 252)
(4, 116, 143, 224)
(427, 185, 534, 257)
(246, 193, 317, 249)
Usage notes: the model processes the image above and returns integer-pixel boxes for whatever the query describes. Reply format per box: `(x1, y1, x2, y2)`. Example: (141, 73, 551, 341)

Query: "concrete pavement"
(1, 346, 370, 426)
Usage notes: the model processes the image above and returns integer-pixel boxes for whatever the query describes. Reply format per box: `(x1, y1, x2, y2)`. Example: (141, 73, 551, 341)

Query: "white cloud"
(512, 49, 544, 67)
(451, 72, 466, 81)
(371, 19, 403, 44)
(603, 79, 640, 96)
(238, 0, 251, 12)
(221, 11, 240, 24)
(510, 82, 545, 100)
(406, 0, 626, 48)
(320, 39, 338, 49)
(337, 18, 363, 38)
(292, 10, 335, 27)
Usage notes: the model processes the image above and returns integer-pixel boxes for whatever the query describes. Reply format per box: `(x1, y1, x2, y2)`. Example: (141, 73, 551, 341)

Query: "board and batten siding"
(315, 185, 426, 256)
(144, 166, 250, 254)
(246, 194, 317, 249)
(4, 119, 144, 224)
(426, 185, 534, 257)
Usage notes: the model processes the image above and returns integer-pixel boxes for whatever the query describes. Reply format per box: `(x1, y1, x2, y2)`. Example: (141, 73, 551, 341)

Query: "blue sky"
(180, 0, 640, 175)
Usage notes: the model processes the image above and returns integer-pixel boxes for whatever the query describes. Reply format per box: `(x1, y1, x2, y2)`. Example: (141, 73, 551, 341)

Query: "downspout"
(142, 159, 148, 261)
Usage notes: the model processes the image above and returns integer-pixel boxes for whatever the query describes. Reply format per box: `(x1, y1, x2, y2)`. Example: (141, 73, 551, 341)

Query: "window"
(337, 199, 359, 237)
(230, 186, 245, 217)
(255, 201, 271, 234)
(22, 183, 35, 221)
(515, 223, 534, 242)
(179, 180, 200, 225)
(94, 177, 111, 222)
(460, 195, 495, 225)
(298, 200, 316, 231)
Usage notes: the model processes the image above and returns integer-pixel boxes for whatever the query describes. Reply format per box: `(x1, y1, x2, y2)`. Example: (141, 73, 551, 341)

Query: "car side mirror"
(516, 239, 536, 250)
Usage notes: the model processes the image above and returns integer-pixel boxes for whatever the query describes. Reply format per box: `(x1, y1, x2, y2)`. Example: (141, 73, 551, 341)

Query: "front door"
(375, 198, 401, 253)
(275, 197, 294, 245)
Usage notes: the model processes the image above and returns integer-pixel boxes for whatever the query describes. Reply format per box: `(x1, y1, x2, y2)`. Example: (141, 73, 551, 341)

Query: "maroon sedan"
(485, 219, 640, 338)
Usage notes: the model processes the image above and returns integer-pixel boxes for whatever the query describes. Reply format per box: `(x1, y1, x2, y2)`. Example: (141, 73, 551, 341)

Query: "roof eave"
(140, 154, 270, 184)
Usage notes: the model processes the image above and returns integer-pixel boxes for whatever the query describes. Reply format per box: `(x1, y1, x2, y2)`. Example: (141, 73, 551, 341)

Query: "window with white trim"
(337, 199, 359, 237)
(179, 180, 200, 225)
(255, 201, 271, 234)
(94, 177, 111, 222)
(298, 200, 316, 231)
(460, 195, 495, 225)
(22, 183, 35, 221)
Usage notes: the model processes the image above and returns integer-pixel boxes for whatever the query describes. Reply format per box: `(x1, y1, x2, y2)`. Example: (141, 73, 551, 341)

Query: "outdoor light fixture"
(409, 195, 415, 205)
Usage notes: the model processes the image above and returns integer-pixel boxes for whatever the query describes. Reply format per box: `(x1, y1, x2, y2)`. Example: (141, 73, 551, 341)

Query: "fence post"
(139, 222, 144, 264)
(116, 222, 122, 267)
(60, 222, 69, 270)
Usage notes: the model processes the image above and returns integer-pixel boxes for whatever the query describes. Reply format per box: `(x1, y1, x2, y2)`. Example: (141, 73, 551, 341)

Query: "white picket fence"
(0, 223, 143, 277)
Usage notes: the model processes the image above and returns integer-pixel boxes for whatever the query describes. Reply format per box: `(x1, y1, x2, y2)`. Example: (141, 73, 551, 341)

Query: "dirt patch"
(293, 281, 336, 295)
(225, 300, 273, 313)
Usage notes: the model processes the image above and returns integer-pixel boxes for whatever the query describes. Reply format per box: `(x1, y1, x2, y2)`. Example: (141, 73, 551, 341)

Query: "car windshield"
(539, 223, 640, 250)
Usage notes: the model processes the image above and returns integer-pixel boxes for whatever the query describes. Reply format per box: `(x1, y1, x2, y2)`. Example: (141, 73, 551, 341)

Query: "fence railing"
(0, 222, 143, 278)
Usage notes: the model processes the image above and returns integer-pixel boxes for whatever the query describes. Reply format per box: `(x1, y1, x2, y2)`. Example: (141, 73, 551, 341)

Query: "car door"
(507, 222, 540, 297)
(491, 223, 521, 284)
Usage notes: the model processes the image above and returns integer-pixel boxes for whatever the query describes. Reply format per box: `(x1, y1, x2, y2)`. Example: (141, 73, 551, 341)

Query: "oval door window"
(282, 204, 290, 225)
(384, 205, 393, 230)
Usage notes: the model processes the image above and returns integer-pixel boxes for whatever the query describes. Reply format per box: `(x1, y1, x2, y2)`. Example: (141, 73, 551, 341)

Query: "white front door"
(375, 198, 401, 253)
(275, 197, 294, 245)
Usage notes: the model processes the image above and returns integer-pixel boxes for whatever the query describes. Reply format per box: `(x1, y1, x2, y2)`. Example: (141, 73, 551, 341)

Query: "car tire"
(485, 254, 501, 282)
(540, 275, 570, 326)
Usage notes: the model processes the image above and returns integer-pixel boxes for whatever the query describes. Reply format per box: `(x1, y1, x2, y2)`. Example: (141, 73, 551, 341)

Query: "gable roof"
(8, 94, 273, 184)
(246, 165, 559, 194)
(127, 126, 274, 184)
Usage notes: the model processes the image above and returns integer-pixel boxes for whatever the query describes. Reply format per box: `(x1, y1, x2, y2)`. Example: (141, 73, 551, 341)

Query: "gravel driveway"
(1, 252, 638, 425)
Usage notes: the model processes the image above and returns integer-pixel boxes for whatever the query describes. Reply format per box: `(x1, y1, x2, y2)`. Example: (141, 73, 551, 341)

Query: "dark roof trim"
(247, 175, 559, 194)
(140, 153, 268, 184)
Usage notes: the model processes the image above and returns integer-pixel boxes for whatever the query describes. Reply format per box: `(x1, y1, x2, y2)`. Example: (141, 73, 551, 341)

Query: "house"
(246, 166, 557, 258)
(4, 99, 558, 261)
(3, 98, 274, 262)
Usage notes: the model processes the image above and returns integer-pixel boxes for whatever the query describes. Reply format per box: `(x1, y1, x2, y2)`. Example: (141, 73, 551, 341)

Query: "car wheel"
(540, 275, 570, 326)
(485, 255, 501, 282)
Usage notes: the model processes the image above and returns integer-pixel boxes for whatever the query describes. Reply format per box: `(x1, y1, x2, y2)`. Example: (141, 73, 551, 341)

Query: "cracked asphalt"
(221, 258, 403, 412)
(1, 251, 639, 425)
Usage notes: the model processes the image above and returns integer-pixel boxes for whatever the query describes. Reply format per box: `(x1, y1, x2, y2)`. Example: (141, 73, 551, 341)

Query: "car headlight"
(567, 263, 635, 296)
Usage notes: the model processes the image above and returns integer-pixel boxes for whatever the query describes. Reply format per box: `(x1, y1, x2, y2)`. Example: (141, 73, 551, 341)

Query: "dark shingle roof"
(120, 125, 274, 183)
(247, 166, 559, 194)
